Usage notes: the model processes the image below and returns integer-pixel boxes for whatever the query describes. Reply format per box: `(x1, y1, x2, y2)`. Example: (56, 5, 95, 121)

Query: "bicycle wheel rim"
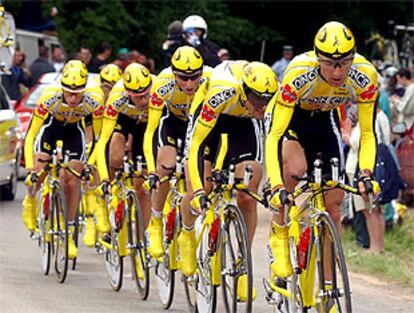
(317, 214, 352, 313)
(38, 193, 51, 275)
(104, 224, 124, 291)
(127, 191, 150, 300)
(196, 216, 217, 313)
(52, 183, 69, 283)
(221, 204, 252, 313)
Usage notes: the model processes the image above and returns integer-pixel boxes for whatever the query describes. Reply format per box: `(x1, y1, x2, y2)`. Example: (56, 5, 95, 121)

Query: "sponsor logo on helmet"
(360, 84, 377, 100)
(281, 84, 297, 103)
(349, 69, 371, 89)
(343, 27, 353, 41)
(208, 88, 236, 108)
(317, 27, 327, 43)
(292, 69, 318, 90)
(201, 104, 216, 122)
(157, 81, 175, 97)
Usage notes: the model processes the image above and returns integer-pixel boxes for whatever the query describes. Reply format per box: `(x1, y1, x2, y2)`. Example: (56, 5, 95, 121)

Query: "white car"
(0, 82, 21, 200)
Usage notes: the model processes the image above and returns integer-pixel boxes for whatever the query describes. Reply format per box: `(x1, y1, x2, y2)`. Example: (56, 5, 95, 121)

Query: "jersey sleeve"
(188, 84, 237, 192)
(355, 65, 379, 174)
(143, 78, 168, 174)
(265, 67, 301, 189)
(84, 84, 105, 141)
(24, 86, 57, 169)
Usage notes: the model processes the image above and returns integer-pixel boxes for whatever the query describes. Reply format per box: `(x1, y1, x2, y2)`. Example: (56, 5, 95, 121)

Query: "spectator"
(1, 49, 31, 101)
(28, 45, 54, 87)
(88, 41, 112, 73)
(390, 68, 414, 130)
(271, 45, 294, 82)
(51, 46, 65, 72)
(17, 0, 57, 33)
(113, 47, 129, 70)
(78, 45, 92, 67)
(182, 14, 221, 67)
(344, 105, 391, 254)
(162, 20, 185, 68)
(218, 48, 230, 61)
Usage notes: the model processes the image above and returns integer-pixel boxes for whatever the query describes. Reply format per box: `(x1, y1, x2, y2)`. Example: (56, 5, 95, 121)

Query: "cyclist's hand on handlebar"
(190, 190, 210, 215)
(24, 171, 38, 187)
(357, 170, 381, 201)
(143, 173, 159, 192)
(97, 180, 110, 196)
(268, 186, 291, 212)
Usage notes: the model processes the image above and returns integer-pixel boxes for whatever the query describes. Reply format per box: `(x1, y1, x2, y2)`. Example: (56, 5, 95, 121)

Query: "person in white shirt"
(390, 68, 414, 130)
(271, 45, 294, 82)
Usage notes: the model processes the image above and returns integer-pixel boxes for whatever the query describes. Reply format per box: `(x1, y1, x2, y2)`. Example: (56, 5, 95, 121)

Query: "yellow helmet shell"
(314, 21, 355, 59)
(123, 63, 152, 95)
(61, 60, 88, 92)
(171, 46, 203, 75)
(242, 62, 278, 99)
(100, 64, 123, 86)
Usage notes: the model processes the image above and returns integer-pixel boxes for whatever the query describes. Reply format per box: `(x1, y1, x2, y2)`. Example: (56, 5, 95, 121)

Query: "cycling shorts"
(157, 111, 188, 150)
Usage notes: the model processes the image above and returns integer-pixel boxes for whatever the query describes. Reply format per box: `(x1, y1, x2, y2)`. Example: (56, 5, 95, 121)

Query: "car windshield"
(25, 84, 48, 108)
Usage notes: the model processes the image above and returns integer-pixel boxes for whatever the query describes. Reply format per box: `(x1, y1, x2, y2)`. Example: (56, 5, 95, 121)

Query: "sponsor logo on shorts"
(207, 88, 236, 108)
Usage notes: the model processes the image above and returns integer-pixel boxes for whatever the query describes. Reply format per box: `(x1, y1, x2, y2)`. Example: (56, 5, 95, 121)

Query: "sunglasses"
(175, 72, 202, 81)
(317, 56, 354, 69)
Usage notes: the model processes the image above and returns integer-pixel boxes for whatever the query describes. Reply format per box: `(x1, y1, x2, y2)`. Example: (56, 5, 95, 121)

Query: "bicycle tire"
(317, 213, 352, 313)
(195, 215, 217, 313)
(126, 191, 150, 300)
(154, 210, 178, 310)
(221, 204, 252, 313)
(38, 192, 51, 276)
(104, 221, 124, 291)
(51, 182, 69, 283)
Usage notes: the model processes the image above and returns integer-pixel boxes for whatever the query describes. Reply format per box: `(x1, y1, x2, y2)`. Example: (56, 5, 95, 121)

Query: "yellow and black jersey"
(24, 80, 104, 169)
(265, 51, 379, 188)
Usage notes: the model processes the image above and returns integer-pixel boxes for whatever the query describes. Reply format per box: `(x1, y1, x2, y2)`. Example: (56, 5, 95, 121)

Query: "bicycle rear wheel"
(38, 192, 51, 275)
(127, 191, 150, 300)
(316, 213, 352, 313)
(221, 204, 253, 313)
(50, 182, 69, 283)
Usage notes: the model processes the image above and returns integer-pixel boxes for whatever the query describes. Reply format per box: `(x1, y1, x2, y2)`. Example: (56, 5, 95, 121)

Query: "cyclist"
(265, 21, 379, 297)
(82, 63, 123, 248)
(143, 46, 212, 259)
(184, 60, 278, 301)
(22, 60, 105, 259)
(92, 63, 153, 244)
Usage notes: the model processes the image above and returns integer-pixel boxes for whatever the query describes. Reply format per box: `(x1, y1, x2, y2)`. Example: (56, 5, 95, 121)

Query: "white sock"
(151, 208, 162, 219)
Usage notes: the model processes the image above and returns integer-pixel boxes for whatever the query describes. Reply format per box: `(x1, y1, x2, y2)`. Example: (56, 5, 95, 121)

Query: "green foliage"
(343, 210, 414, 287)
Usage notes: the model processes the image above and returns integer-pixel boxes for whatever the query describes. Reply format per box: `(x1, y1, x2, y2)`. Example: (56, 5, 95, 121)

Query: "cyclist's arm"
(24, 105, 49, 170)
(143, 89, 166, 174)
(188, 86, 227, 192)
(357, 68, 379, 174)
(94, 105, 118, 181)
(265, 82, 296, 190)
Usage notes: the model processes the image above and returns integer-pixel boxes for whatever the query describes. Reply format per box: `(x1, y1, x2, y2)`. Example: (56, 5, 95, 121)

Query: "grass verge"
(342, 209, 414, 287)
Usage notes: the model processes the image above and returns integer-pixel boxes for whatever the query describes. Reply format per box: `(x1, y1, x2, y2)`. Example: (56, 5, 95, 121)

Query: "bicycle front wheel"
(316, 213, 352, 313)
(221, 204, 253, 313)
(37, 192, 51, 275)
(50, 182, 69, 283)
(127, 191, 150, 300)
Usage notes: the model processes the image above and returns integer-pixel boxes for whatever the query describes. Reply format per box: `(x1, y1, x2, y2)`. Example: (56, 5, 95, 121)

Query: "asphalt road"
(1, 182, 413, 313)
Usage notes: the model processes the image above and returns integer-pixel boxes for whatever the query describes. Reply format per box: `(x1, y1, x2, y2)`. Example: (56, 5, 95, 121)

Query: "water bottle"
(297, 227, 311, 270)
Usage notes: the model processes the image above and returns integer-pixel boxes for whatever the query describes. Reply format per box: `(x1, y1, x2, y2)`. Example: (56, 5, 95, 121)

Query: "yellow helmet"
(171, 46, 203, 75)
(100, 64, 123, 86)
(61, 60, 88, 92)
(314, 21, 355, 59)
(123, 63, 152, 95)
(242, 62, 278, 100)
(0, 6, 5, 20)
